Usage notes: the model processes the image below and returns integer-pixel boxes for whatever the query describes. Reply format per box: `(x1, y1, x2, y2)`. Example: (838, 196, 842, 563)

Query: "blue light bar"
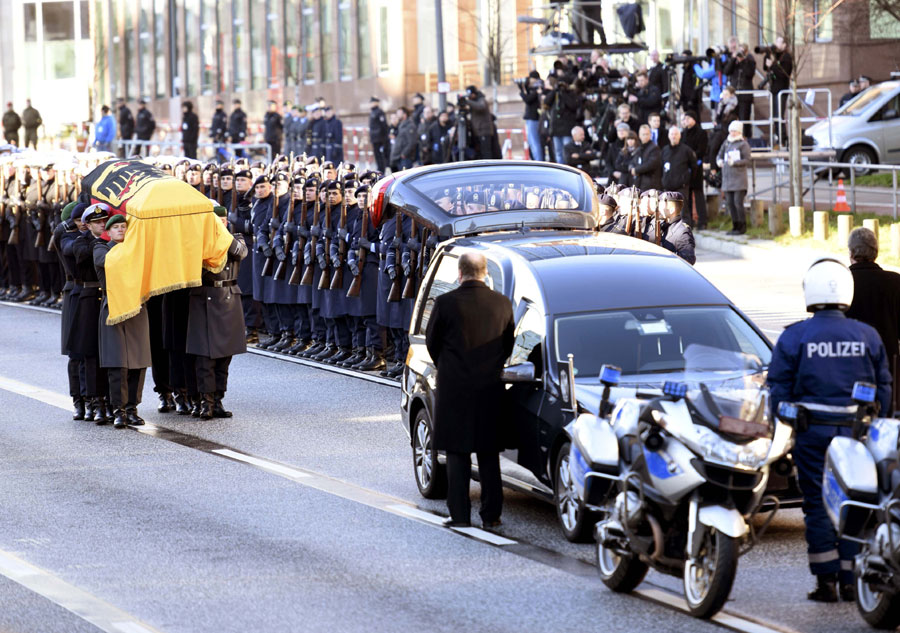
(599, 364, 621, 386)
(778, 401, 799, 421)
(663, 381, 687, 398)
(852, 381, 876, 404)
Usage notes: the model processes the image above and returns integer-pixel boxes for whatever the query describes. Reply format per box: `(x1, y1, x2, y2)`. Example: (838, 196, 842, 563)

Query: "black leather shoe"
(191, 399, 202, 418)
(41, 292, 59, 307)
(340, 349, 364, 368)
(840, 583, 855, 602)
(311, 345, 336, 361)
(255, 334, 276, 349)
(245, 329, 259, 344)
(355, 351, 386, 372)
(126, 408, 145, 426)
(299, 342, 324, 358)
(808, 577, 839, 603)
(113, 409, 128, 429)
(212, 397, 233, 418)
(72, 397, 85, 421)
(482, 520, 503, 531)
(29, 291, 48, 306)
(287, 339, 311, 355)
(442, 518, 471, 528)
(328, 347, 353, 365)
(95, 400, 111, 425)
(84, 398, 97, 422)
(158, 393, 174, 413)
(272, 334, 294, 352)
(174, 393, 191, 415)
(199, 395, 214, 420)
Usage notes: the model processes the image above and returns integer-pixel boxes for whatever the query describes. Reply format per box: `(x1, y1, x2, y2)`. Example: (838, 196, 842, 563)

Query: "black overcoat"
(846, 262, 900, 362)
(425, 280, 515, 453)
(68, 232, 102, 357)
(186, 235, 248, 359)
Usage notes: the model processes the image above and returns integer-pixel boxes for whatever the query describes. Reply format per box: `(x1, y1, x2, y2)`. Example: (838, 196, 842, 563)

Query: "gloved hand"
(338, 228, 349, 242)
(297, 225, 310, 238)
(317, 254, 327, 270)
(242, 220, 252, 235)
(291, 249, 299, 266)
(309, 225, 322, 238)
(261, 241, 274, 258)
(406, 237, 421, 253)
(275, 246, 287, 262)
(331, 256, 341, 269)
(402, 260, 411, 277)
(387, 266, 397, 280)
(284, 221, 296, 236)
(358, 237, 372, 250)
(349, 261, 360, 277)
(425, 235, 438, 248)
(228, 210, 239, 225)
(390, 236, 402, 249)
(63, 218, 77, 231)
(269, 217, 281, 232)
(303, 252, 312, 266)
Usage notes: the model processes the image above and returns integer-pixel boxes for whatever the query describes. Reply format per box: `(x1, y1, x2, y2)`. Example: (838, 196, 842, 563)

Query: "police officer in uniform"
(181, 101, 200, 160)
(264, 101, 284, 157)
(768, 258, 893, 602)
(308, 107, 326, 159)
(368, 97, 389, 173)
(323, 106, 344, 164)
(229, 99, 248, 157)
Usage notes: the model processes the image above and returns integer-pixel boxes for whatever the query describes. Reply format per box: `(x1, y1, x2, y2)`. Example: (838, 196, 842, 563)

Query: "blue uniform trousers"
(795, 423, 859, 584)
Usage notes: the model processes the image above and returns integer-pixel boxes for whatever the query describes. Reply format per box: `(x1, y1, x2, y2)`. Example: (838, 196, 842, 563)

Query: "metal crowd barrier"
(117, 139, 273, 163)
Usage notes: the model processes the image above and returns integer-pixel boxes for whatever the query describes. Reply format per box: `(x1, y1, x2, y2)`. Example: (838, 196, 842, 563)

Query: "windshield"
(405, 164, 590, 216)
(836, 83, 897, 116)
(554, 306, 771, 380)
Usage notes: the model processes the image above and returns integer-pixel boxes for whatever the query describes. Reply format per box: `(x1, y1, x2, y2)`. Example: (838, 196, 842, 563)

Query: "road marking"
(0, 299, 59, 315)
(0, 549, 164, 633)
(347, 414, 402, 423)
(0, 373, 802, 633)
(248, 346, 400, 388)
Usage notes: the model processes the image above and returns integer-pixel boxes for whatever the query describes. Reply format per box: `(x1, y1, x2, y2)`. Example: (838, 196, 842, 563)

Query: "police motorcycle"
(565, 345, 795, 618)
(780, 382, 900, 629)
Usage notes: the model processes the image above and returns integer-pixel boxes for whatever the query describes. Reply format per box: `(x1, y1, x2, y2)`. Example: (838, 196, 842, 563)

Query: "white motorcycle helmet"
(803, 257, 854, 311)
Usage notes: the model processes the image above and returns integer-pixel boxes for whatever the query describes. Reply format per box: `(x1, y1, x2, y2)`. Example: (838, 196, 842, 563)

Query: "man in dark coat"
(845, 227, 900, 414)
(629, 71, 662, 124)
(563, 125, 598, 175)
(544, 82, 579, 164)
(631, 125, 662, 190)
(264, 100, 283, 157)
(229, 99, 248, 156)
(723, 44, 756, 137)
(187, 207, 247, 419)
(368, 97, 389, 173)
(227, 169, 259, 339)
(95, 214, 151, 428)
(390, 108, 417, 171)
(210, 99, 228, 160)
(323, 106, 344, 164)
(660, 127, 696, 212)
(21, 99, 42, 149)
(2, 102, 21, 145)
(426, 252, 515, 528)
(57, 202, 87, 419)
(680, 111, 708, 229)
(117, 98, 135, 157)
(181, 101, 200, 159)
(135, 99, 156, 141)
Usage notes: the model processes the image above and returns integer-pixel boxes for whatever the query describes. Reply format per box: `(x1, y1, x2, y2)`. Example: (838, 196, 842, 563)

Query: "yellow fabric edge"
(104, 279, 204, 326)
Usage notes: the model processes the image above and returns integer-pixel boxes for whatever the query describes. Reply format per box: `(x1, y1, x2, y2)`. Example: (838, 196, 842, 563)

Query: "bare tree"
(451, 0, 515, 111)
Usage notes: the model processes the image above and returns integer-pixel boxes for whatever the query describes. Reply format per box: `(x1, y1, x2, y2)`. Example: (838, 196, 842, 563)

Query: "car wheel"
(554, 441, 596, 543)
(412, 409, 447, 499)
(842, 145, 876, 176)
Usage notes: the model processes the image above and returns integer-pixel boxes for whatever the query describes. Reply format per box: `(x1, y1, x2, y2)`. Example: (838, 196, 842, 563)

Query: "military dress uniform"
(325, 182, 358, 364)
(186, 216, 247, 419)
(250, 174, 282, 342)
(56, 202, 86, 417)
(275, 177, 315, 353)
(323, 112, 344, 164)
(227, 171, 260, 334)
(264, 177, 303, 350)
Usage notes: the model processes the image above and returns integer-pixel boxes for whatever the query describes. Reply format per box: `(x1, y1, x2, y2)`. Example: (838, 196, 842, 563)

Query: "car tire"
(412, 409, 447, 499)
(841, 145, 876, 176)
(554, 441, 596, 543)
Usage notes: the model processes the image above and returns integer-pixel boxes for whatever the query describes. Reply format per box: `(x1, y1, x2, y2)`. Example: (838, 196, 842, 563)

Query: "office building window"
(185, 0, 200, 95)
(201, 0, 217, 95)
(24, 3, 37, 42)
(302, 0, 315, 81)
(814, 0, 833, 41)
(378, 4, 388, 74)
(125, 2, 138, 98)
(285, 0, 301, 83)
(217, 0, 231, 92)
(250, 0, 266, 89)
(154, 0, 166, 98)
(139, 0, 153, 97)
(233, 0, 248, 91)
(321, 0, 335, 81)
(43, 1, 75, 40)
(81, 0, 90, 39)
(358, 0, 372, 78)
(759, 0, 776, 44)
(338, 0, 351, 79)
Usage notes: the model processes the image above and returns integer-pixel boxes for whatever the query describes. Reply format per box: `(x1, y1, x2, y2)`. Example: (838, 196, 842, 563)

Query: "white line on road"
(347, 414, 402, 423)
(0, 375, 74, 411)
(0, 549, 164, 633)
(211, 448, 312, 479)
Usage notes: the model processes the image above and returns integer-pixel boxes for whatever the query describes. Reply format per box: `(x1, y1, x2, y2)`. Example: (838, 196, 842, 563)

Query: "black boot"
(41, 292, 59, 307)
(379, 361, 400, 377)
(256, 333, 279, 349)
(199, 394, 214, 420)
(29, 290, 48, 306)
(190, 397, 202, 418)
(212, 393, 233, 418)
(807, 574, 839, 603)
(355, 349, 385, 372)
(299, 341, 324, 358)
(340, 348, 364, 368)
(311, 344, 336, 361)
(386, 362, 405, 378)
(327, 347, 353, 365)
(113, 408, 129, 429)
(72, 397, 85, 421)
(95, 398, 111, 425)
(84, 398, 97, 422)
(840, 583, 855, 602)
(271, 333, 294, 352)
(287, 339, 311, 356)
(174, 391, 191, 415)
(158, 392, 174, 413)
(126, 406, 145, 426)
(245, 328, 259, 344)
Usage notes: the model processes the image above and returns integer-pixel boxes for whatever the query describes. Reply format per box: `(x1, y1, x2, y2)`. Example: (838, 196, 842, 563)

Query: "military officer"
(227, 168, 260, 341)
(250, 173, 282, 347)
(264, 171, 302, 351)
(56, 201, 87, 418)
(323, 106, 344, 164)
(186, 206, 248, 419)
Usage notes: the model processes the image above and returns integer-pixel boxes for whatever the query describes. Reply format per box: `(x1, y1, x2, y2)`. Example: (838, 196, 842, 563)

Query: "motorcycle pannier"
(823, 437, 878, 538)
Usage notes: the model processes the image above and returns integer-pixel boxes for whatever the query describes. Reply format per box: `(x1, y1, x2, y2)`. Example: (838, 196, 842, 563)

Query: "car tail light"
(369, 175, 394, 227)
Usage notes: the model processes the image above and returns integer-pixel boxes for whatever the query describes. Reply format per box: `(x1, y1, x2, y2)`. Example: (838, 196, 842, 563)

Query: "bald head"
(458, 252, 487, 282)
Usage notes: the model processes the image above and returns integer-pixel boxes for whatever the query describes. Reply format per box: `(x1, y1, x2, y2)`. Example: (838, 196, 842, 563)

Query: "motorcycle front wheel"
(596, 539, 649, 593)
(683, 528, 738, 619)
(856, 572, 900, 629)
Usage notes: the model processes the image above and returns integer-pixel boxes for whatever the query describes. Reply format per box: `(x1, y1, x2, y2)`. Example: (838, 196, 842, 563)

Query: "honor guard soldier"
(296, 176, 327, 357)
(94, 214, 151, 428)
(227, 168, 260, 341)
(186, 206, 248, 419)
(308, 107, 325, 159)
(328, 178, 360, 365)
(265, 171, 302, 352)
(249, 173, 280, 346)
(57, 201, 87, 418)
(278, 174, 315, 355)
(768, 259, 893, 603)
(657, 191, 696, 265)
(71, 204, 112, 424)
(376, 205, 413, 379)
(597, 194, 619, 232)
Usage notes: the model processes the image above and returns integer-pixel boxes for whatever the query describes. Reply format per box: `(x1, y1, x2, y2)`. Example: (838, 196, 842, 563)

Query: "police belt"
(801, 402, 858, 427)
(203, 279, 238, 288)
(82, 281, 101, 289)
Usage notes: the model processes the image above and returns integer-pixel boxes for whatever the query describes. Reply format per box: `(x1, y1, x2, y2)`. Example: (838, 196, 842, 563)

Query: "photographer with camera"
(463, 85, 499, 160)
(694, 46, 730, 112)
(724, 42, 756, 138)
(627, 71, 662, 124)
(543, 74, 580, 165)
(758, 36, 793, 145)
(605, 102, 640, 145)
(517, 71, 545, 161)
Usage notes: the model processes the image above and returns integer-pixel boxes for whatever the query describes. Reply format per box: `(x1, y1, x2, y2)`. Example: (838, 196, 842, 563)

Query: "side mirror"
(502, 361, 537, 383)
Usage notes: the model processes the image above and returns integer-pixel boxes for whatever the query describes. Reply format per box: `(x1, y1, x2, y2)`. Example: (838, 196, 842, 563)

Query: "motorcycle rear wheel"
(596, 539, 649, 593)
(856, 573, 900, 629)
(683, 528, 738, 619)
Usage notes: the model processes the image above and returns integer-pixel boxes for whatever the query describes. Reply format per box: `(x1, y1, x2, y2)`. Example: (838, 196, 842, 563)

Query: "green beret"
(213, 205, 227, 217)
(61, 201, 78, 221)
(105, 214, 126, 230)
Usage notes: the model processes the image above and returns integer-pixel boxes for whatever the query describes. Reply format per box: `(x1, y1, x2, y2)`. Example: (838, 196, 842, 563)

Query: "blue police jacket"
(767, 309, 893, 421)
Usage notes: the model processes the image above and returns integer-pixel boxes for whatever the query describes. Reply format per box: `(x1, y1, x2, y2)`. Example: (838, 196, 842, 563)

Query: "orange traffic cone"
(834, 179, 851, 212)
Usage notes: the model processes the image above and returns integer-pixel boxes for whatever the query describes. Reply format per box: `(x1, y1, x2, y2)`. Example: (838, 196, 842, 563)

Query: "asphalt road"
(0, 247, 878, 633)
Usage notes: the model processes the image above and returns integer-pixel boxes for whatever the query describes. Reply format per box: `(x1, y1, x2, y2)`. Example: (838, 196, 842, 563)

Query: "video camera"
(754, 45, 777, 55)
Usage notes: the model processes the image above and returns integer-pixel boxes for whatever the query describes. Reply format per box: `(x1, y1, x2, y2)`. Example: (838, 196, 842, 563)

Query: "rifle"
(329, 190, 348, 290)
(47, 170, 62, 253)
(288, 196, 307, 286)
(654, 197, 661, 246)
(34, 168, 45, 249)
(401, 219, 418, 299)
(261, 186, 280, 277)
(7, 170, 19, 246)
(317, 197, 333, 290)
(274, 183, 296, 281)
(417, 227, 431, 282)
(299, 192, 320, 286)
(387, 212, 403, 303)
(346, 203, 368, 298)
